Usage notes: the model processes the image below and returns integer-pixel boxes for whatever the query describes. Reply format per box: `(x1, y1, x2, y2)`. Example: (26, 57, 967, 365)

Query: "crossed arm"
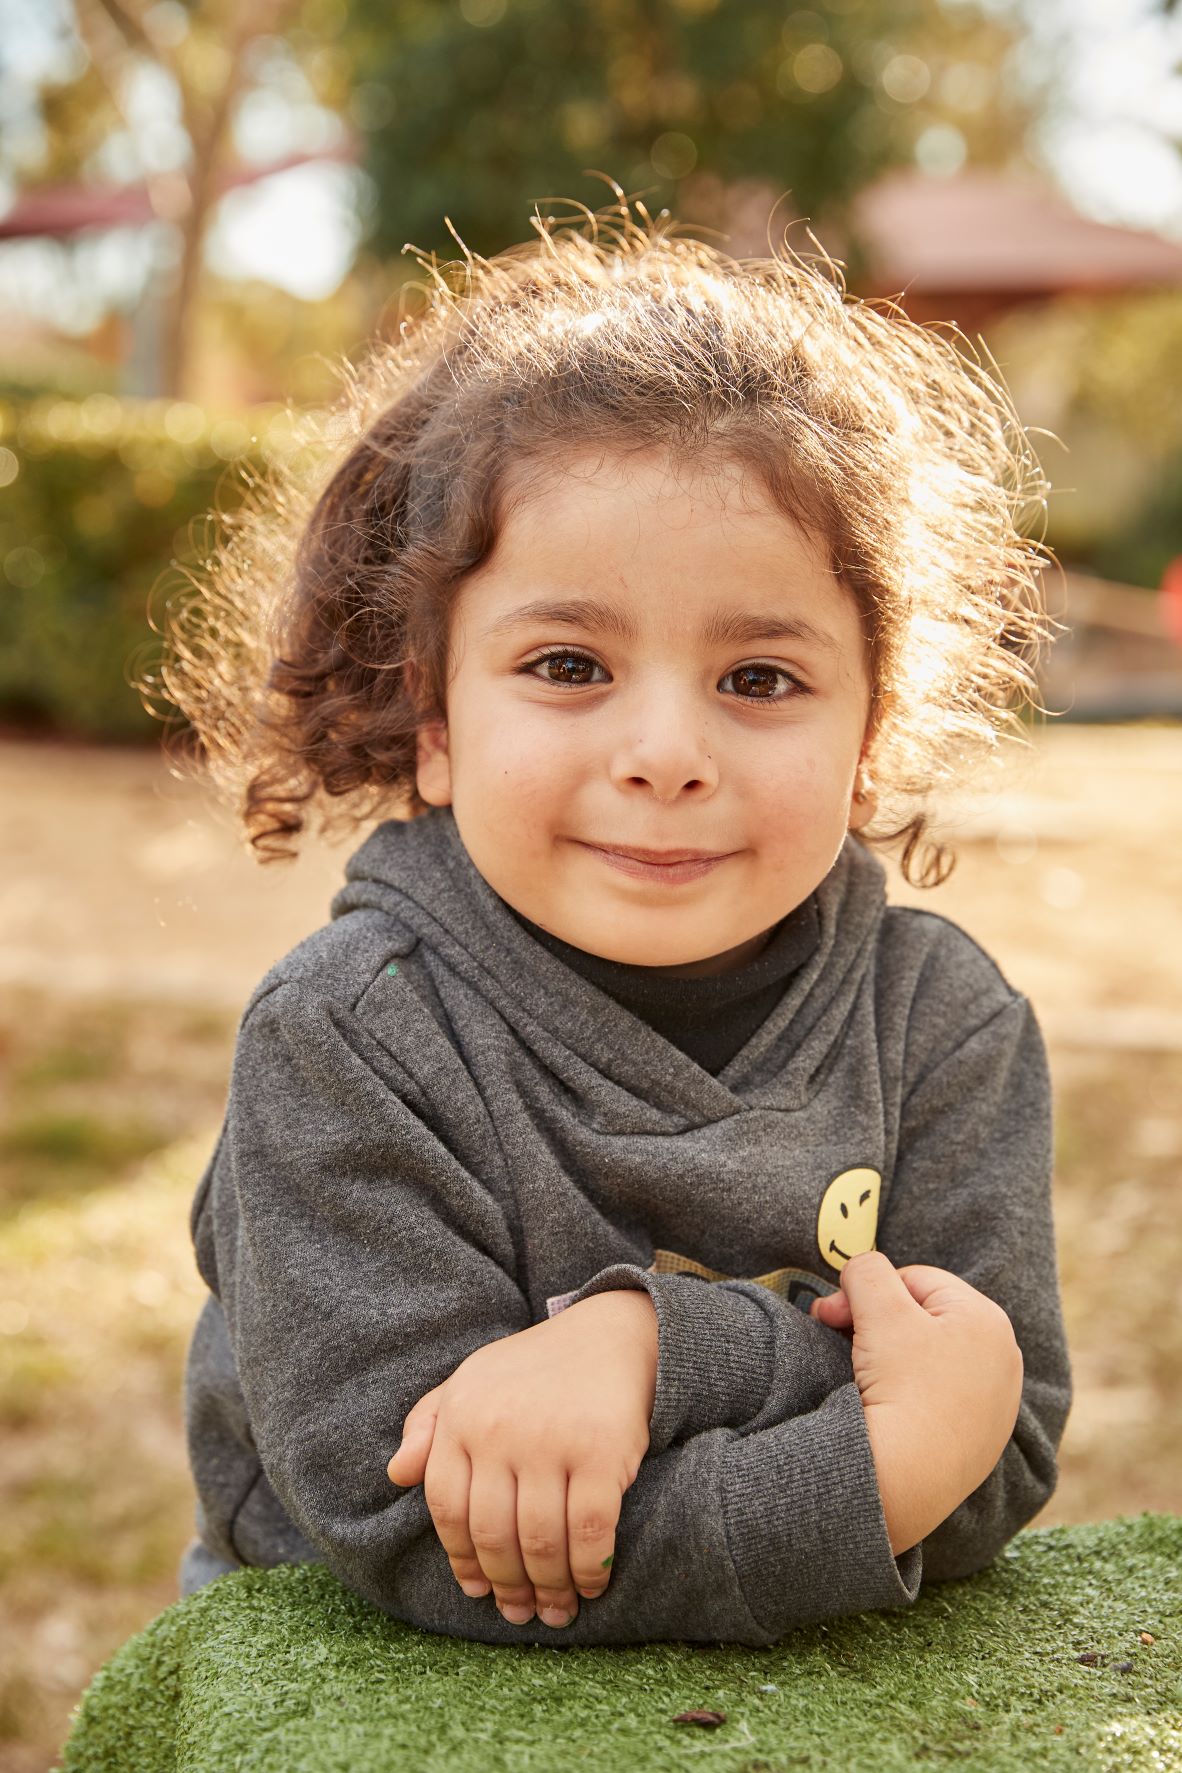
(386, 1251, 1026, 1632)
(383, 984, 1071, 1634)
(205, 980, 1072, 1648)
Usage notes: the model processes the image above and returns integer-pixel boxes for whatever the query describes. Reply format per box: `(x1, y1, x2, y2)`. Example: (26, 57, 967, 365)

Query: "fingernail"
(499, 1603, 533, 1624)
(577, 1587, 602, 1600)
(540, 1607, 571, 1628)
(460, 1580, 490, 1598)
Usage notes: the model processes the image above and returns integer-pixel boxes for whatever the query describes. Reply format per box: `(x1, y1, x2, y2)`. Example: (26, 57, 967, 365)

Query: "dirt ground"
(1, 725, 1181, 1773)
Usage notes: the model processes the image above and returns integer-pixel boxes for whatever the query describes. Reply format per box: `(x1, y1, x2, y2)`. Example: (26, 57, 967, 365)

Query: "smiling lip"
(577, 842, 735, 886)
(580, 843, 732, 864)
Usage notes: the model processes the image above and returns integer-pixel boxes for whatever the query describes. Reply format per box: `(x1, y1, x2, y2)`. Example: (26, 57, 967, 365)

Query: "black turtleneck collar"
(502, 893, 821, 1074)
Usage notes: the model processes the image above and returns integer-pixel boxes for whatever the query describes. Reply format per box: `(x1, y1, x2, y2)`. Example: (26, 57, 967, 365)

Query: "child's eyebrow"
(480, 597, 838, 653)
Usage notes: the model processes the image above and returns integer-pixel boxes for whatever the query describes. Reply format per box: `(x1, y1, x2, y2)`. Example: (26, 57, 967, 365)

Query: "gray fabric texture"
(181, 805, 1072, 1647)
(506, 891, 821, 1074)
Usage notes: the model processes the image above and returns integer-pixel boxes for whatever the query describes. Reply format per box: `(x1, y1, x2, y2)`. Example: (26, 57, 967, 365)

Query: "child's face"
(415, 446, 874, 976)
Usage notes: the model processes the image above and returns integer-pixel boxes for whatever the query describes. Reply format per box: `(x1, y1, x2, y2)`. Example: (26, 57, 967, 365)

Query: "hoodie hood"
(330, 806, 887, 1118)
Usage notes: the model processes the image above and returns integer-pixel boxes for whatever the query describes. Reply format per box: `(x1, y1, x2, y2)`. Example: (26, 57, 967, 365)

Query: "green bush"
(1088, 443, 1182, 591)
(0, 396, 301, 741)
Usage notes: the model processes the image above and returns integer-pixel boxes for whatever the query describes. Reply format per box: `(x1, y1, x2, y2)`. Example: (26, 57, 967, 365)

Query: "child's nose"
(606, 705, 720, 797)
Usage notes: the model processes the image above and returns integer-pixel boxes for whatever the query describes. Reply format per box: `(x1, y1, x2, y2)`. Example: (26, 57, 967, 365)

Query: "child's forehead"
(482, 456, 828, 595)
(497, 442, 806, 534)
(458, 451, 863, 657)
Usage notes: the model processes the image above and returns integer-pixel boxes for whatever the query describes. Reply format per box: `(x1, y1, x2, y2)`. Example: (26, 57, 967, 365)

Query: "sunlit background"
(1, 2, 1181, 1768)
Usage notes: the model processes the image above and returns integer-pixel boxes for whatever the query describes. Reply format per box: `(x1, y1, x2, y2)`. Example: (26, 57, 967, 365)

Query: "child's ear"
(415, 720, 452, 807)
(848, 725, 878, 832)
(848, 768, 877, 832)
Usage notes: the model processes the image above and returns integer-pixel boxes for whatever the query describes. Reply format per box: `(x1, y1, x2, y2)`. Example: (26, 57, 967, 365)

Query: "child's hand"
(386, 1290, 656, 1628)
(811, 1252, 1024, 1552)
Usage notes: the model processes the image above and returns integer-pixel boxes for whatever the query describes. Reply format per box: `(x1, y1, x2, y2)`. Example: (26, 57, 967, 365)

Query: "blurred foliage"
(0, 356, 120, 406)
(0, 270, 386, 414)
(1044, 292, 1182, 587)
(183, 266, 392, 407)
(990, 290, 1182, 582)
(0, 993, 237, 1220)
(32, 0, 356, 188)
(345, 0, 1034, 268)
(0, 396, 300, 741)
(1089, 446, 1182, 590)
(1027, 291, 1182, 457)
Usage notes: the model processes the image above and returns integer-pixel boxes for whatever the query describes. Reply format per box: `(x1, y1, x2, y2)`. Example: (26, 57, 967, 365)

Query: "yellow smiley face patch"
(816, 1168, 882, 1273)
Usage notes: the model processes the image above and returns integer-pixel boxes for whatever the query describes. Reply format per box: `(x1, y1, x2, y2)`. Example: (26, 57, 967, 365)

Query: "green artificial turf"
(58, 1514, 1181, 1773)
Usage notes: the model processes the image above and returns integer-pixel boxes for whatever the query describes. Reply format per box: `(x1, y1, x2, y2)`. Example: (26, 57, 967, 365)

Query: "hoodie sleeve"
(198, 980, 919, 1648)
(875, 989, 1073, 1581)
(558, 1261, 855, 1453)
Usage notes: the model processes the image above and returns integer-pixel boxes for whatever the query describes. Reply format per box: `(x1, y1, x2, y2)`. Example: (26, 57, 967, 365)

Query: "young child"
(168, 197, 1072, 1647)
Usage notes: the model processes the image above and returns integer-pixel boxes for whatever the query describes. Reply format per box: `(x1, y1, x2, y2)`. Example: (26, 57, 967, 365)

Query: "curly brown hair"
(151, 192, 1055, 885)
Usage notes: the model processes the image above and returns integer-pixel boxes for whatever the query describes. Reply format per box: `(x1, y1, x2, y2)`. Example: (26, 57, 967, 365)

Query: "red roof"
(0, 142, 358, 242)
(851, 169, 1182, 299)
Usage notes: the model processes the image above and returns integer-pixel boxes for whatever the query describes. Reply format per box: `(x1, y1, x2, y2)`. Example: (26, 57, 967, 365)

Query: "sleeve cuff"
(723, 1381, 924, 1638)
(558, 1263, 774, 1456)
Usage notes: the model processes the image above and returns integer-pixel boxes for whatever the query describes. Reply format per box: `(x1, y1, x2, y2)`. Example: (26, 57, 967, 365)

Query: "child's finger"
(810, 1263, 965, 1328)
(894, 1264, 977, 1314)
(422, 1439, 499, 1603)
(564, 1465, 620, 1603)
(810, 1291, 852, 1330)
(837, 1249, 913, 1319)
(387, 1413, 436, 1486)
(516, 1467, 585, 1624)
(465, 1460, 541, 1624)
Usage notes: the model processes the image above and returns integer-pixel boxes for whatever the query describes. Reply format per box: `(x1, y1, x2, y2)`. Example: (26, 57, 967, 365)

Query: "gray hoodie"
(181, 806, 1072, 1647)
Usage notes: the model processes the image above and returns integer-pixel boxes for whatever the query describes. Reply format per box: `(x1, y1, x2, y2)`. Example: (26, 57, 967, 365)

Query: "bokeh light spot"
(459, 0, 506, 24)
(650, 132, 698, 179)
(5, 547, 45, 588)
(164, 402, 206, 446)
(790, 44, 844, 96)
(881, 54, 931, 104)
(915, 124, 968, 176)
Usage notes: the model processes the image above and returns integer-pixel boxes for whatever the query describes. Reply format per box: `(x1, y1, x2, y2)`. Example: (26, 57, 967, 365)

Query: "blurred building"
(850, 168, 1182, 332)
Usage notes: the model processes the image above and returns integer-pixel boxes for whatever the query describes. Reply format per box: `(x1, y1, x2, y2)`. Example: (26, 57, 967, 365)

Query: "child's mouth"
(580, 845, 732, 886)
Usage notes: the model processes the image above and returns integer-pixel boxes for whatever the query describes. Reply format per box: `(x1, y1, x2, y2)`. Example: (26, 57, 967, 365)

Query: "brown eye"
(722, 664, 806, 704)
(521, 649, 605, 686)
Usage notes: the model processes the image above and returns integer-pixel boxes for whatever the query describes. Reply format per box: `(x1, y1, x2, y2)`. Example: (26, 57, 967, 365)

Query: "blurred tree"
(1059, 291, 1182, 457)
(988, 289, 1182, 572)
(67, 0, 302, 397)
(343, 0, 1034, 269)
(1093, 444, 1182, 590)
(189, 262, 391, 406)
(18, 0, 353, 398)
